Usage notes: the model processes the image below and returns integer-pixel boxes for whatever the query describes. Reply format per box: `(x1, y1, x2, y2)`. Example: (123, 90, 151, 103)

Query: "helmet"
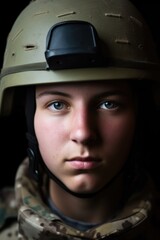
(1, 0, 160, 198)
(0, 0, 160, 116)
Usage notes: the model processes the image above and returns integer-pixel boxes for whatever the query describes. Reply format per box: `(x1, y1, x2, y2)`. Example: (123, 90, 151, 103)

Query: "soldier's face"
(34, 80, 136, 194)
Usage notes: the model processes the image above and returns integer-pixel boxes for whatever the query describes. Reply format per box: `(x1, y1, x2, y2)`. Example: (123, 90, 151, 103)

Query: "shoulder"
(0, 187, 18, 233)
(150, 188, 160, 238)
(0, 222, 18, 240)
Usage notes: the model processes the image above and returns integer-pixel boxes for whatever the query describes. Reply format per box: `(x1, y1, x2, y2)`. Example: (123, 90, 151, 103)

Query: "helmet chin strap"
(42, 159, 127, 198)
(25, 86, 134, 199)
(26, 132, 128, 198)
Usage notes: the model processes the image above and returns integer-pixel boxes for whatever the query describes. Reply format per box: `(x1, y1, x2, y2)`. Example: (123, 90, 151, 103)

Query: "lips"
(67, 157, 101, 170)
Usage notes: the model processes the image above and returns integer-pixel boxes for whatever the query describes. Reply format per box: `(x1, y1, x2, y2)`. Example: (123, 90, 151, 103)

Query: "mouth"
(67, 157, 101, 170)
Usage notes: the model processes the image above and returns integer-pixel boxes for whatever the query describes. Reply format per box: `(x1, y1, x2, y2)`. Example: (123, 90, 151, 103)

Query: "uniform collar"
(15, 158, 153, 239)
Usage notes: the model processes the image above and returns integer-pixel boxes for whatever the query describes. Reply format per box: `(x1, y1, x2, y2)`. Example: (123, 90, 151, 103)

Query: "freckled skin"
(34, 81, 136, 194)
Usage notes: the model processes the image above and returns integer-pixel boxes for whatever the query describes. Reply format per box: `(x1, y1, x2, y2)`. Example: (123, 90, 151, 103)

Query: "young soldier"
(0, 0, 160, 239)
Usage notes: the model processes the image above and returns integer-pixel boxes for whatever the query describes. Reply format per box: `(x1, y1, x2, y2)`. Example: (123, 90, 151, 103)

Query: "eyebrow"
(36, 91, 71, 99)
(36, 89, 131, 99)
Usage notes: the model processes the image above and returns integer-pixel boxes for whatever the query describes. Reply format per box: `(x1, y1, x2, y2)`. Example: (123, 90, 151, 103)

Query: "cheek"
(101, 112, 136, 150)
(34, 112, 65, 161)
(100, 113, 136, 176)
(34, 111, 63, 141)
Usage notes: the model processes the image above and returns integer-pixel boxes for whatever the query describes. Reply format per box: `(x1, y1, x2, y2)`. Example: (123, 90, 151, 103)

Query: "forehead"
(36, 80, 132, 93)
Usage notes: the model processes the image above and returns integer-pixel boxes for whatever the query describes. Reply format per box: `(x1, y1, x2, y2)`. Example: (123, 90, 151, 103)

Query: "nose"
(69, 106, 97, 145)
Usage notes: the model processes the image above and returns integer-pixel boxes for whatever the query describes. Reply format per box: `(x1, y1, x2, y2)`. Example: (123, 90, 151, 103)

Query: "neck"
(49, 174, 124, 224)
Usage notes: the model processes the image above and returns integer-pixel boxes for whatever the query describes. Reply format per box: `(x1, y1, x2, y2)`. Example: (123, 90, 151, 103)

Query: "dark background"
(0, 0, 160, 188)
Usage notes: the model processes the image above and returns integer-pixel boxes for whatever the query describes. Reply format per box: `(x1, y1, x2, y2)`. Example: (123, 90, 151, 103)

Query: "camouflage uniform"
(0, 158, 160, 240)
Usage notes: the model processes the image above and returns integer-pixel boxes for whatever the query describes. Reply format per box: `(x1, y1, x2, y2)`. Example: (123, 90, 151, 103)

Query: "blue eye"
(99, 101, 117, 110)
(50, 101, 66, 111)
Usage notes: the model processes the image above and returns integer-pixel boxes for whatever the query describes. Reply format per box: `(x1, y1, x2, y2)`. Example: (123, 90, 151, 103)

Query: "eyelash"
(48, 100, 69, 111)
(98, 100, 119, 110)
(47, 99, 119, 112)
